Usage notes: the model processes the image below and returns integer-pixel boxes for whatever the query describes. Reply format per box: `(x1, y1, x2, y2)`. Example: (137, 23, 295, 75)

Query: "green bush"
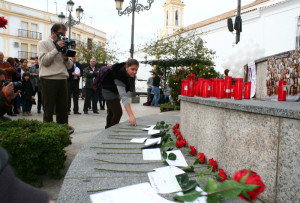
(160, 102, 180, 112)
(0, 119, 71, 187)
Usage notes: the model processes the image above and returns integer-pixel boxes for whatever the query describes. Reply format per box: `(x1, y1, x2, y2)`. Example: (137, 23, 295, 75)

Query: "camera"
(55, 32, 76, 57)
(3, 80, 22, 92)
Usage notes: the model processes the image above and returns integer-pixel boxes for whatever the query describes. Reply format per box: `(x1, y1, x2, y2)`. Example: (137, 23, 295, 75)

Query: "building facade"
(160, 0, 185, 39)
(0, 0, 106, 62)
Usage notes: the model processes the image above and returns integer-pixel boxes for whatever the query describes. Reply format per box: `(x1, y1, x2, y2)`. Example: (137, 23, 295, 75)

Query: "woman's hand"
(128, 115, 136, 126)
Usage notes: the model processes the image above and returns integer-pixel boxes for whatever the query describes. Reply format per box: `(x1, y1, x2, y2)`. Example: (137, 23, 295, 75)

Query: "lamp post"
(58, 0, 84, 40)
(115, 0, 154, 59)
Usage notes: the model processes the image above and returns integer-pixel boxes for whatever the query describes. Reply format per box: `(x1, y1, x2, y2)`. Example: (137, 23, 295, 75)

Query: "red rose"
(189, 146, 197, 156)
(217, 168, 227, 182)
(208, 158, 218, 171)
(176, 140, 183, 148)
(196, 153, 205, 164)
(175, 123, 180, 129)
(233, 169, 266, 202)
(177, 134, 183, 141)
(0, 16, 8, 29)
(181, 139, 187, 147)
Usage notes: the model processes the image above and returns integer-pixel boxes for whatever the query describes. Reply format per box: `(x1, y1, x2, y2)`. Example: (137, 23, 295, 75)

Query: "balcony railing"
(18, 51, 37, 60)
(18, 29, 42, 40)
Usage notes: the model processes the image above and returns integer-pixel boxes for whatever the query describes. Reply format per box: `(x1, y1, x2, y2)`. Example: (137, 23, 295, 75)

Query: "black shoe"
(100, 107, 105, 110)
(74, 112, 82, 115)
(84, 111, 88, 114)
(7, 113, 16, 116)
(93, 111, 99, 114)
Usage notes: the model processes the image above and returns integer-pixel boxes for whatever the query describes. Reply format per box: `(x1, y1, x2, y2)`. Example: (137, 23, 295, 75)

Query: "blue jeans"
(22, 99, 31, 112)
(151, 86, 160, 106)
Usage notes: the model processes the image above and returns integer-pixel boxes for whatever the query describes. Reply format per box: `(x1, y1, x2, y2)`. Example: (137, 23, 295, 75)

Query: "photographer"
(38, 23, 73, 124)
(0, 69, 20, 121)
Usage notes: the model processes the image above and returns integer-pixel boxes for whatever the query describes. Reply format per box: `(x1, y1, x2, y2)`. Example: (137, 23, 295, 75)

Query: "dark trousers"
(33, 86, 42, 111)
(68, 80, 80, 113)
(41, 78, 68, 124)
(83, 88, 98, 112)
(22, 99, 31, 112)
(98, 90, 106, 109)
(105, 99, 122, 129)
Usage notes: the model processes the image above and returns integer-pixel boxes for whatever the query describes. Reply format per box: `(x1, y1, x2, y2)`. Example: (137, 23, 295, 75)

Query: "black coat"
(21, 81, 33, 101)
(68, 62, 82, 83)
(102, 62, 134, 93)
(84, 66, 100, 89)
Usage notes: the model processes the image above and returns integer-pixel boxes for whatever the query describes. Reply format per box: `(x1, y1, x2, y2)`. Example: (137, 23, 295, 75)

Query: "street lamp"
(115, 0, 154, 58)
(58, 0, 84, 40)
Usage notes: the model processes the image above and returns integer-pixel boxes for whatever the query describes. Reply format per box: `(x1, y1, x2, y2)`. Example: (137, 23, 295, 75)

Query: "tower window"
(175, 10, 179, 26)
(166, 11, 168, 26)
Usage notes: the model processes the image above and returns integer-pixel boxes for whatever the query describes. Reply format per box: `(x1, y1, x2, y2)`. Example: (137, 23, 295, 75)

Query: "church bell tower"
(160, 0, 185, 38)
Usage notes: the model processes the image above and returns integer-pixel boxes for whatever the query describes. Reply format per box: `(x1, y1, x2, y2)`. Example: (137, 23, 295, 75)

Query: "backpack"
(93, 66, 112, 92)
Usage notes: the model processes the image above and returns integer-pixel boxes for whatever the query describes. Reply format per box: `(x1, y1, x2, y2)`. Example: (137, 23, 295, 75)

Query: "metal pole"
(130, 0, 136, 58)
(236, 0, 241, 44)
(68, 11, 72, 40)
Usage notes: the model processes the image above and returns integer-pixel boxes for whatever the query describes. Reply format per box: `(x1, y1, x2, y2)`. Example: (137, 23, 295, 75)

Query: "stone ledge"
(179, 95, 300, 120)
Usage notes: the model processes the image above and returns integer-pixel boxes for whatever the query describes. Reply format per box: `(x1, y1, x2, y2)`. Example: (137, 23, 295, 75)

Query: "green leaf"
(162, 151, 167, 159)
(204, 178, 218, 193)
(168, 153, 177, 160)
(207, 194, 220, 203)
(160, 121, 165, 125)
(181, 174, 189, 185)
(182, 180, 198, 192)
(218, 180, 244, 199)
(203, 166, 213, 175)
(174, 190, 202, 202)
(244, 184, 260, 192)
(241, 190, 251, 201)
(183, 165, 194, 172)
(241, 169, 251, 184)
(193, 158, 199, 165)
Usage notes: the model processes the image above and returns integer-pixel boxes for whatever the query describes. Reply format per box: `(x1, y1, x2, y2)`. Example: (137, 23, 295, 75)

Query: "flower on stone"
(189, 146, 197, 156)
(208, 158, 218, 171)
(233, 169, 266, 202)
(196, 152, 205, 164)
(0, 16, 8, 29)
(217, 168, 227, 182)
(176, 139, 183, 148)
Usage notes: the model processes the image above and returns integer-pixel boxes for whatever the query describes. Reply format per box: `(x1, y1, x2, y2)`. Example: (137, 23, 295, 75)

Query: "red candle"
(198, 78, 204, 97)
(202, 79, 211, 98)
(278, 81, 286, 101)
(187, 74, 195, 97)
(244, 82, 251, 99)
(224, 76, 232, 98)
(216, 79, 225, 99)
(210, 78, 215, 97)
(181, 78, 188, 96)
(234, 78, 243, 100)
(195, 81, 199, 96)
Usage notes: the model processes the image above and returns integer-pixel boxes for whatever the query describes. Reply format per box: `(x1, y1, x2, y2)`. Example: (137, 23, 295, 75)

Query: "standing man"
(29, 57, 41, 113)
(38, 23, 73, 124)
(68, 56, 82, 115)
(83, 58, 99, 114)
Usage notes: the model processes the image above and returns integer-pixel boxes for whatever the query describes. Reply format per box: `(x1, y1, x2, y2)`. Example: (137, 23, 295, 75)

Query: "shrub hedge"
(0, 119, 71, 187)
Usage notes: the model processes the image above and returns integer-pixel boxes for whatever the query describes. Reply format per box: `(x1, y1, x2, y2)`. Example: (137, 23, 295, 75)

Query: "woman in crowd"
(102, 59, 139, 128)
(20, 59, 29, 80)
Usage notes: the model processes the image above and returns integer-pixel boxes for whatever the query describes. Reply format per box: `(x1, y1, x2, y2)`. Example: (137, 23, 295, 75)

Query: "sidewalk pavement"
(10, 96, 179, 201)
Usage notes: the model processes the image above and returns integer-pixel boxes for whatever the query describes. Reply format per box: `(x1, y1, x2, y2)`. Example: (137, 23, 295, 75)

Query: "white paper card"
(166, 150, 188, 167)
(75, 67, 80, 74)
(148, 129, 160, 135)
(154, 166, 185, 176)
(142, 125, 155, 131)
(90, 182, 174, 203)
(142, 148, 162, 160)
(145, 138, 161, 146)
(148, 170, 182, 194)
(130, 138, 147, 143)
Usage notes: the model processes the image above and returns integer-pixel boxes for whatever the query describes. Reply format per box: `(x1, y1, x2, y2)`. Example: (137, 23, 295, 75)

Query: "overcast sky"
(8, 0, 256, 57)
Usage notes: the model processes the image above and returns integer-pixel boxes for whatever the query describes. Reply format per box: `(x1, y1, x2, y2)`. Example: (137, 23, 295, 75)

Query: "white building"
(0, 0, 106, 63)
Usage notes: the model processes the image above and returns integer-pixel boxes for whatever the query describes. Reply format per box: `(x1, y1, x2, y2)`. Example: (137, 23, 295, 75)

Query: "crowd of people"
(143, 71, 173, 107)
